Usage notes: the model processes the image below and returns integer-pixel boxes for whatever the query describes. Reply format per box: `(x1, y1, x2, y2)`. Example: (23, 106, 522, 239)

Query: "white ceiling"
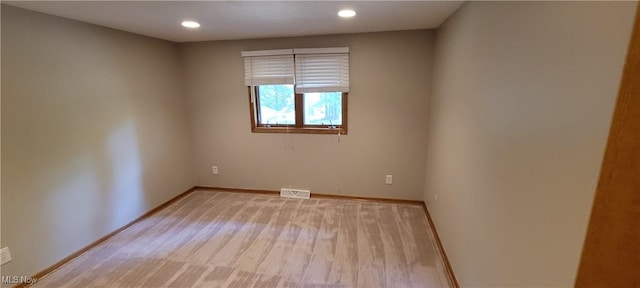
(4, 1, 464, 43)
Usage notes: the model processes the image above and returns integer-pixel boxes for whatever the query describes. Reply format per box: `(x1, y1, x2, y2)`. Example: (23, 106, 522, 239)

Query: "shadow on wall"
(42, 119, 145, 237)
(104, 120, 144, 227)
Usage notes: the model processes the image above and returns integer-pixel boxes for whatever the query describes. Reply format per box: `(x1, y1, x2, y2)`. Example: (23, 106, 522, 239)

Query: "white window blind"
(243, 49, 294, 86)
(294, 48, 349, 93)
(241, 47, 350, 92)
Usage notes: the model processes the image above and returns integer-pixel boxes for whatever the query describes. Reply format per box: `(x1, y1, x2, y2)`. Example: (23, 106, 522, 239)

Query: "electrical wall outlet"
(385, 175, 393, 185)
(1, 247, 12, 265)
(434, 194, 438, 201)
(212, 166, 219, 175)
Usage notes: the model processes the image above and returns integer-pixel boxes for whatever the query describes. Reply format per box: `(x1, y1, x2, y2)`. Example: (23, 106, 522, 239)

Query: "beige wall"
(181, 30, 434, 200)
(424, 1, 636, 286)
(1, 5, 196, 281)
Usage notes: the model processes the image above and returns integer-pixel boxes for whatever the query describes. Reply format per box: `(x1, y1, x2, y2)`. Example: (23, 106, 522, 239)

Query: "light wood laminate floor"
(33, 190, 452, 287)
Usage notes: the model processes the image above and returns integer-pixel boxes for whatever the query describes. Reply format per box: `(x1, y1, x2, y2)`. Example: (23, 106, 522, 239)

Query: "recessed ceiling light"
(338, 9, 356, 18)
(181, 20, 200, 28)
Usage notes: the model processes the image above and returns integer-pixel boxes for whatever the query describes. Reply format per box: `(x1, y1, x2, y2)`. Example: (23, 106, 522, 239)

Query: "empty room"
(1, 1, 638, 287)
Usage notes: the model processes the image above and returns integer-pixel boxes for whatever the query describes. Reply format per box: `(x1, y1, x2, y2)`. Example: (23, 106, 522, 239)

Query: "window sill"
(252, 127, 347, 135)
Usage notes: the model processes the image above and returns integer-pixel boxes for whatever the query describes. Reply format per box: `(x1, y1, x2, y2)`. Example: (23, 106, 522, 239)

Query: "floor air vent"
(280, 188, 311, 199)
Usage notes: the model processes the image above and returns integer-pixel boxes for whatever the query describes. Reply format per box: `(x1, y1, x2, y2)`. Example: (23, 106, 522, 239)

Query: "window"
(243, 48, 349, 134)
(249, 86, 348, 133)
(256, 84, 295, 126)
(303, 92, 343, 126)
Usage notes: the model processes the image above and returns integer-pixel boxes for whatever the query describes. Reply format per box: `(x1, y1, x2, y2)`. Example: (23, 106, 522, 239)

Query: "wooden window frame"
(248, 86, 348, 135)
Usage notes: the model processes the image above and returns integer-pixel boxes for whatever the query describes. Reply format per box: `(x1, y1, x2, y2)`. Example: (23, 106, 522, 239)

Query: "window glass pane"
(258, 85, 295, 125)
(303, 92, 342, 125)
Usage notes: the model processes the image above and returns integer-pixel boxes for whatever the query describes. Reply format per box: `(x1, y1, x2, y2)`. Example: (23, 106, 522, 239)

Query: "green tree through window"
(303, 92, 342, 125)
(251, 85, 347, 134)
(257, 85, 295, 125)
